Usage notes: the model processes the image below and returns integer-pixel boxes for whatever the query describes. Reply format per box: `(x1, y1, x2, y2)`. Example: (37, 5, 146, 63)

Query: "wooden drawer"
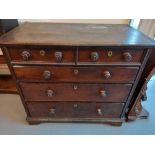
(20, 83, 132, 102)
(27, 102, 124, 118)
(78, 48, 143, 64)
(8, 47, 75, 64)
(14, 66, 139, 83)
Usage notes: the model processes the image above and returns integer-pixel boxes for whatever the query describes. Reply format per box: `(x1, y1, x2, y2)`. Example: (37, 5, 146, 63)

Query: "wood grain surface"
(0, 23, 155, 46)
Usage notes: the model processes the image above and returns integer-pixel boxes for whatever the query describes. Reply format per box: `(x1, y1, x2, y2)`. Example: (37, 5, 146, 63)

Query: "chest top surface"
(0, 22, 155, 47)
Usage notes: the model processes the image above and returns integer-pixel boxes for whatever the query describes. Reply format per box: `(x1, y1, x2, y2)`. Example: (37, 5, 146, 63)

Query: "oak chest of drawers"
(0, 22, 155, 126)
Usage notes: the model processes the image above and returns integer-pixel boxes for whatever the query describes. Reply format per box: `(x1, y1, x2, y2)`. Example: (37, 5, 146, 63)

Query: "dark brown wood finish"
(0, 55, 6, 63)
(0, 23, 155, 47)
(20, 83, 132, 102)
(78, 48, 143, 64)
(0, 75, 17, 94)
(1, 47, 31, 116)
(13, 66, 139, 83)
(27, 102, 124, 118)
(26, 117, 123, 126)
(8, 47, 76, 64)
(121, 49, 152, 117)
(0, 23, 155, 126)
(127, 67, 155, 120)
(126, 49, 155, 119)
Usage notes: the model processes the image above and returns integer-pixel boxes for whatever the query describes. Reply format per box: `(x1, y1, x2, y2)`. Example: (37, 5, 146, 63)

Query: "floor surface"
(0, 76, 155, 135)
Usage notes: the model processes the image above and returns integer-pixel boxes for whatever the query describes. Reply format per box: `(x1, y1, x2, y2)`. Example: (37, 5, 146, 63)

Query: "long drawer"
(20, 83, 132, 102)
(14, 66, 139, 83)
(27, 102, 124, 118)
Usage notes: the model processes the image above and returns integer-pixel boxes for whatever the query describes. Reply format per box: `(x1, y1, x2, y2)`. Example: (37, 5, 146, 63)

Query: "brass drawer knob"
(43, 70, 51, 80)
(21, 51, 31, 61)
(49, 107, 56, 114)
(91, 52, 99, 62)
(103, 71, 111, 79)
(47, 89, 54, 97)
(97, 108, 102, 115)
(73, 69, 79, 75)
(123, 52, 132, 62)
(100, 90, 107, 97)
(55, 51, 63, 62)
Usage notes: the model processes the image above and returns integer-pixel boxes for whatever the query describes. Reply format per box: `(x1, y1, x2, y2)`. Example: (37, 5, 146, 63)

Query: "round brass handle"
(47, 89, 54, 97)
(123, 52, 132, 62)
(55, 51, 63, 62)
(49, 107, 56, 114)
(21, 51, 31, 61)
(91, 52, 99, 62)
(103, 71, 111, 79)
(97, 108, 102, 115)
(100, 90, 107, 97)
(73, 69, 79, 75)
(43, 70, 51, 80)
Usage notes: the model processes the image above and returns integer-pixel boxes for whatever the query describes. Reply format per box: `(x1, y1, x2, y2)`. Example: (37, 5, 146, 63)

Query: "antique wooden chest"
(0, 22, 155, 126)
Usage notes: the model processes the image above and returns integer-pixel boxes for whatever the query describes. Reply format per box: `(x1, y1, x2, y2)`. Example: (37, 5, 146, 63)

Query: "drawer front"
(78, 48, 143, 64)
(27, 102, 124, 118)
(20, 83, 132, 102)
(8, 48, 75, 64)
(14, 66, 139, 83)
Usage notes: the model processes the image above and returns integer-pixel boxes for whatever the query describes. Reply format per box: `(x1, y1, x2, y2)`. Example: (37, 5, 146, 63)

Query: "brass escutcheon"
(40, 50, 46, 56)
(73, 104, 78, 108)
(108, 51, 113, 57)
(73, 85, 78, 90)
(74, 69, 79, 75)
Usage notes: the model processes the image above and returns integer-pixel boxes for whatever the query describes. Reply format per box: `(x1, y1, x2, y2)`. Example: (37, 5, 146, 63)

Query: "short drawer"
(27, 102, 124, 118)
(78, 48, 143, 64)
(20, 83, 132, 102)
(8, 47, 76, 64)
(14, 66, 139, 83)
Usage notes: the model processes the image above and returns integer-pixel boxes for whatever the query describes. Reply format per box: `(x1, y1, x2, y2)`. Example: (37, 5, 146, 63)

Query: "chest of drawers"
(0, 23, 155, 126)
